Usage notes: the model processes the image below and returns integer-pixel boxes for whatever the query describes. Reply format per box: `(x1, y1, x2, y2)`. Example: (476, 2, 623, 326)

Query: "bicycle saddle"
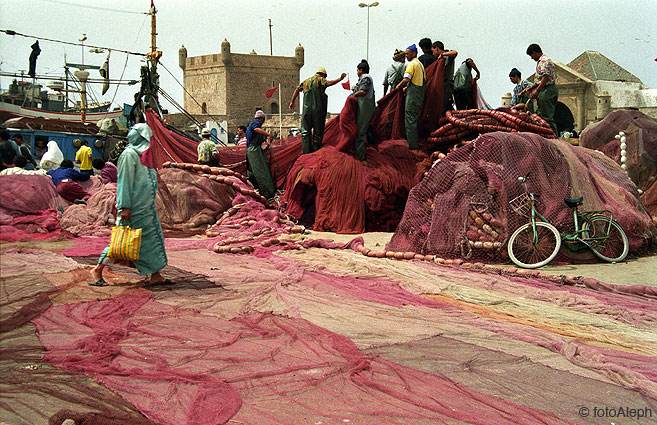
(564, 196, 583, 207)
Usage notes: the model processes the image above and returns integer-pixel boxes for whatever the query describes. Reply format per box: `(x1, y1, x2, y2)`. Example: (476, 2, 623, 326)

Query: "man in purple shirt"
(46, 159, 92, 204)
(92, 158, 118, 184)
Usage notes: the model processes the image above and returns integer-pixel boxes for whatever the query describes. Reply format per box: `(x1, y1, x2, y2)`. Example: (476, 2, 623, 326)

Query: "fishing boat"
(0, 70, 125, 124)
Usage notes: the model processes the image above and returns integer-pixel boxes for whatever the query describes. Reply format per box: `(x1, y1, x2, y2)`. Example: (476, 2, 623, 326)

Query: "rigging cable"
(158, 61, 229, 134)
(1, 29, 145, 57)
(32, 0, 146, 15)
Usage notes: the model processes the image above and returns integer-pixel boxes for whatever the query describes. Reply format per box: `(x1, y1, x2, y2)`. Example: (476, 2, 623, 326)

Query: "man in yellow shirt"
(395, 44, 425, 150)
(75, 139, 93, 174)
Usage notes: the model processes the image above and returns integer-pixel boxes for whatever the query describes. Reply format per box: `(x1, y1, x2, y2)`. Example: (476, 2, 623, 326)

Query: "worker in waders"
(395, 44, 425, 150)
(246, 110, 276, 201)
(350, 59, 376, 166)
(289, 67, 346, 154)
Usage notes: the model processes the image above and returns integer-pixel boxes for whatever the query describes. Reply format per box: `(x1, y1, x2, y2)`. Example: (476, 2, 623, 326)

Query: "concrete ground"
(308, 230, 657, 287)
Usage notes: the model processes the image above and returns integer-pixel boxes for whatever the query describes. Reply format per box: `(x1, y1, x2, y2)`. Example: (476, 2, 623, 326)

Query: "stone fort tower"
(178, 40, 304, 130)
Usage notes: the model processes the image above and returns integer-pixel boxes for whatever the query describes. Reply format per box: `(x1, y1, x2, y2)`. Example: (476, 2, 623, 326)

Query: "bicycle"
(507, 173, 629, 269)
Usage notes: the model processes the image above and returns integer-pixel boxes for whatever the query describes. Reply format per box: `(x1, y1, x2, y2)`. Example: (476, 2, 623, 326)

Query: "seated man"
(47, 159, 92, 204)
(0, 155, 49, 176)
(197, 128, 219, 166)
(509, 68, 533, 111)
(75, 139, 94, 174)
(92, 158, 118, 184)
(12, 134, 38, 170)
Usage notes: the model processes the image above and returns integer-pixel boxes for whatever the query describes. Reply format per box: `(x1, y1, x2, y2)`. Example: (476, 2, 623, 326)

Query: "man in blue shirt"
(245, 110, 276, 200)
(47, 159, 92, 204)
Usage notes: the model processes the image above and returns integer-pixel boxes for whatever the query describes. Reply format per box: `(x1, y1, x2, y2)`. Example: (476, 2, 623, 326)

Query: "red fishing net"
(145, 108, 199, 167)
(3, 238, 656, 424)
(387, 132, 657, 261)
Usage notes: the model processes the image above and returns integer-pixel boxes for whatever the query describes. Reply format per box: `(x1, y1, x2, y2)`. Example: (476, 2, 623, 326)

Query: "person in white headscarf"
(39, 140, 64, 171)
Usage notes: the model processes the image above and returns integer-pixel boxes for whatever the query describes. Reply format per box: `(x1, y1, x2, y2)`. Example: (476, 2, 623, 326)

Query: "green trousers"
(405, 82, 424, 150)
(537, 84, 559, 136)
(246, 134, 276, 200)
(355, 96, 375, 161)
(301, 87, 328, 154)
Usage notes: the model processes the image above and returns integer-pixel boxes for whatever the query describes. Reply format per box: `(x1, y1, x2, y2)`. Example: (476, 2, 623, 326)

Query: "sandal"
(88, 278, 108, 287)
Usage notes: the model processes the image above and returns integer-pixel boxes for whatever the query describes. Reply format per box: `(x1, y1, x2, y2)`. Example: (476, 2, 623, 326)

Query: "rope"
(1, 29, 145, 56)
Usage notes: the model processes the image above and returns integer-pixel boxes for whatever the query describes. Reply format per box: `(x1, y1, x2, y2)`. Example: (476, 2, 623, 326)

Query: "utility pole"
(269, 19, 273, 55)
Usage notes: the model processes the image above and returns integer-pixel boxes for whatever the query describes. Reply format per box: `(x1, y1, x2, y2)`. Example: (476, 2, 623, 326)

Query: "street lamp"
(358, 2, 379, 62)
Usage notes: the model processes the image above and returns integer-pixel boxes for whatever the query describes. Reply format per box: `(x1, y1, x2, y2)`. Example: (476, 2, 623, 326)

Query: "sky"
(1, 0, 656, 116)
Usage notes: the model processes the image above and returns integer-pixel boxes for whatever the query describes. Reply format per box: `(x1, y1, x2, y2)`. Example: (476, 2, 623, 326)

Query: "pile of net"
(60, 167, 242, 238)
(388, 131, 657, 262)
(427, 108, 555, 145)
(579, 109, 657, 217)
(0, 175, 103, 242)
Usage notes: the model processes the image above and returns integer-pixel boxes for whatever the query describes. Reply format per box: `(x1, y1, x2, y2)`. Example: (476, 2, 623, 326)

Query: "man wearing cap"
(246, 110, 276, 200)
(351, 59, 375, 165)
(383, 49, 406, 96)
(395, 44, 425, 150)
(197, 128, 218, 167)
(289, 67, 346, 154)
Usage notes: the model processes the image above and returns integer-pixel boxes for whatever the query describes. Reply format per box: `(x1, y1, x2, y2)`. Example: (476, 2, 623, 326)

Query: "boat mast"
(131, 0, 163, 123)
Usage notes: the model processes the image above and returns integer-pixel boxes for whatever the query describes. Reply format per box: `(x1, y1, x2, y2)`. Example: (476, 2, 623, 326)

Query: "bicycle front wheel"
(583, 216, 629, 262)
(507, 222, 562, 269)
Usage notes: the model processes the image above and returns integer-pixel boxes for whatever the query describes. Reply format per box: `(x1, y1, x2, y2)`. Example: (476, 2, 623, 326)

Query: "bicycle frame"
(518, 179, 550, 243)
(519, 176, 616, 250)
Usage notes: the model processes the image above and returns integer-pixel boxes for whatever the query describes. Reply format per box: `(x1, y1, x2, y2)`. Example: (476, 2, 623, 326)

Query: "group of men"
(193, 41, 559, 202)
(0, 129, 118, 204)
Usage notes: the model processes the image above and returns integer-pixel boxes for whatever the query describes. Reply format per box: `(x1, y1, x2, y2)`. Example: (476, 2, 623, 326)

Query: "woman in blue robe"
(89, 123, 169, 286)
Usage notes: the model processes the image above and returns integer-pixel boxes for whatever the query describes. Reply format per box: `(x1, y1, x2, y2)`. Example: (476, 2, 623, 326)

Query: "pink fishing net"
(579, 110, 657, 216)
(387, 131, 657, 261)
(0, 175, 65, 241)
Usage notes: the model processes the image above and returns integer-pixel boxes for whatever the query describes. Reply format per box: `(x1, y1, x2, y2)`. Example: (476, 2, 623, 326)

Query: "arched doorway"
(201, 102, 207, 114)
(270, 102, 279, 115)
(555, 101, 574, 135)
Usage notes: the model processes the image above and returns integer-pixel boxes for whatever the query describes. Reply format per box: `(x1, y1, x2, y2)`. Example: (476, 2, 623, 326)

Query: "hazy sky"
(1, 0, 655, 116)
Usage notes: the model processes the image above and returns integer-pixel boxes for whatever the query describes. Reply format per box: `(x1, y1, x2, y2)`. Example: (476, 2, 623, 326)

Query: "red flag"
(341, 79, 351, 90)
(265, 86, 278, 98)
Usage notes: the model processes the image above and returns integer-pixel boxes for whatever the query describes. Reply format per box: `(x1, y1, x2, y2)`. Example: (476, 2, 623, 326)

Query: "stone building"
(502, 51, 656, 133)
(176, 40, 304, 137)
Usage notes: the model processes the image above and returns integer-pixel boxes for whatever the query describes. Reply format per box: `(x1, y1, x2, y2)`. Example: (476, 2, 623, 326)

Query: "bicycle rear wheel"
(507, 222, 562, 269)
(583, 216, 629, 262)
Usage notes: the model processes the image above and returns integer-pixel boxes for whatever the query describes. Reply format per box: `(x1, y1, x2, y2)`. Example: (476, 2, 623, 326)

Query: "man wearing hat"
(246, 110, 276, 200)
(197, 127, 218, 167)
(395, 44, 425, 150)
(289, 67, 346, 154)
(383, 49, 406, 96)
